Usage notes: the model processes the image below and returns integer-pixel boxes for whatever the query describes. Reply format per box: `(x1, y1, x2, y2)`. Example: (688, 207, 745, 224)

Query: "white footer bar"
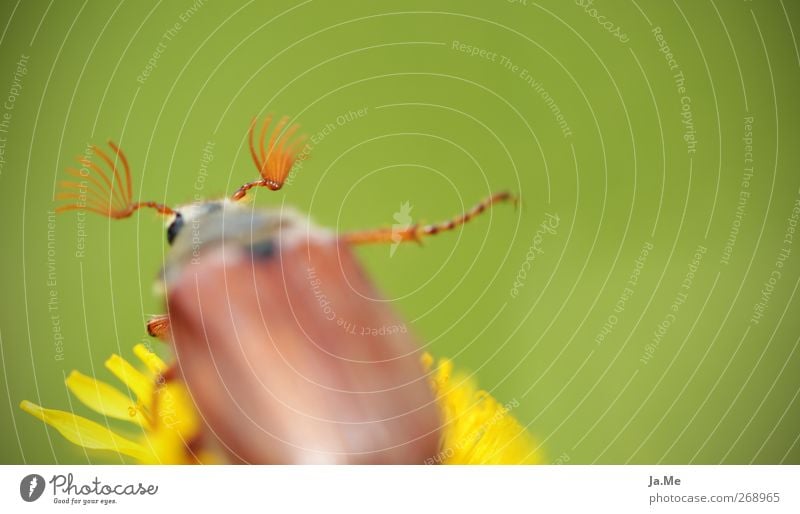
(1, 465, 798, 513)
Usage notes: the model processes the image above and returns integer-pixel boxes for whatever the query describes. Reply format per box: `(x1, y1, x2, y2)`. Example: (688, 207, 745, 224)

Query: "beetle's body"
(163, 200, 442, 463)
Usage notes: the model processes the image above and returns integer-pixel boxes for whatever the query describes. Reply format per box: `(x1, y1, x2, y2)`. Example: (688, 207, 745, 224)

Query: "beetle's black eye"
(167, 214, 184, 245)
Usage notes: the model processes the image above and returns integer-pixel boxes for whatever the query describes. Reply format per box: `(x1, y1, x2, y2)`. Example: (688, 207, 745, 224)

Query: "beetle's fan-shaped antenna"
(56, 141, 174, 218)
(232, 114, 308, 200)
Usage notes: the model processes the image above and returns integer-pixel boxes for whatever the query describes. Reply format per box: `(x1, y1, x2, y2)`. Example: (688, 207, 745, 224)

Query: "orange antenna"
(343, 192, 518, 245)
(232, 114, 307, 200)
(56, 141, 174, 218)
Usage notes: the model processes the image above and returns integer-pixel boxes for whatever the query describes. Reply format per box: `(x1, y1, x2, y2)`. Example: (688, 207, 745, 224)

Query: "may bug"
(56, 115, 516, 463)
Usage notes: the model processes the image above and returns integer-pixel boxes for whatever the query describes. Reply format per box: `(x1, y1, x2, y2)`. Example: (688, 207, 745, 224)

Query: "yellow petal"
(138, 382, 201, 464)
(105, 354, 152, 409)
(427, 357, 543, 465)
(19, 400, 149, 462)
(133, 343, 167, 376)
(65, 371, 147, 427)
(137, 434, 188, 464)
(152, 382, 200, 440)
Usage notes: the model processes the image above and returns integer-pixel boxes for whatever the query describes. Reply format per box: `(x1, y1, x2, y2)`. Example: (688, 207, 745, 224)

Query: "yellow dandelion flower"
(423, 353, 544, 464)
(20, 343, 211, 464)
(22, 346, 541, 464)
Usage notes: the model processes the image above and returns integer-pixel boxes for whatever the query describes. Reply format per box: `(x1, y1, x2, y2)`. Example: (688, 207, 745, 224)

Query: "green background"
(1, 0, 798, 464)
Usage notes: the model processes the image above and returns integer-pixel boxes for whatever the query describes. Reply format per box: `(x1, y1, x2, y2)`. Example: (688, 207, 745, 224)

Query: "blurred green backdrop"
(1, 0, 798, 464)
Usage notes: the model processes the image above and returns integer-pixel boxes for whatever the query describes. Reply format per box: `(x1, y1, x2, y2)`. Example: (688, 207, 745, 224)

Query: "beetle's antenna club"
(56, 141, 175, 218)
(343, 191, 518, 245)
(231, 114, 308, 201)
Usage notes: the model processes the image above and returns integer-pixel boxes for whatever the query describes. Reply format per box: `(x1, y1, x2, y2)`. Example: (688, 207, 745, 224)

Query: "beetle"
(56, 115, 516, 463)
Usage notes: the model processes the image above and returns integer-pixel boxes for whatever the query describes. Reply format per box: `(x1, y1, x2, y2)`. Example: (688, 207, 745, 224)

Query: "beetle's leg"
(342, 191, 517, 245)
(147, 314, 170, 340)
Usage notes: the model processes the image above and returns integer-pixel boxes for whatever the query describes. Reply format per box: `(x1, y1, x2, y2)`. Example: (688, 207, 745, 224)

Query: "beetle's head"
(159, 199, 332, 288)
(164, 199, 225, 246)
